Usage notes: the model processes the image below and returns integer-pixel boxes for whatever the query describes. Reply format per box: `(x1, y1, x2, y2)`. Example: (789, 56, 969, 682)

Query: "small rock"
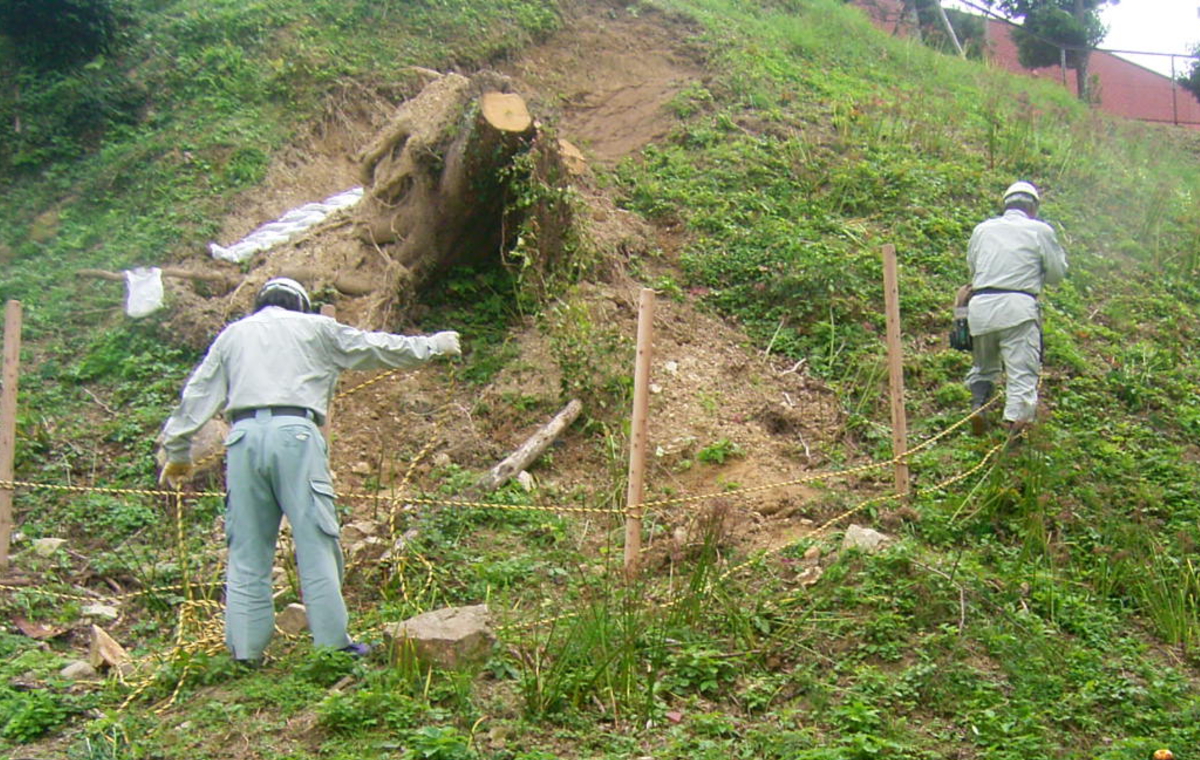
(797, 566, 824, 587)
(60, 660, 97, 680)
(351, 461, 372, 476)
(275, 603, 308, 636)
(558, 138, 589, 176)
(842, 524, 891, 554)
(88, 625, 130, 671)
(383, 604, 496, 670)
(81, 604, 119, 621)
(664, 360, 679, 375)
(802, 545, 822, 563)
(32, 538, 67, 557)
(516, 471, 536, 491)
(433, 453, 452, 469)
(649, 383, 662, 394)
(342, 520, 379, 542)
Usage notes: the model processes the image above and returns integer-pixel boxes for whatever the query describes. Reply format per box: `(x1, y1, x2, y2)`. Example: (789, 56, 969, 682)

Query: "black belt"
(231, 406, 319, 424)
(972, 287, 1038, 299)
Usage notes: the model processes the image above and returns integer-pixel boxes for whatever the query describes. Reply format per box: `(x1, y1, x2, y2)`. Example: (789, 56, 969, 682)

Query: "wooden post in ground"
(624, 288, 655, 579)
(0, 301, 21, 571)
(881, 245, 910, 497)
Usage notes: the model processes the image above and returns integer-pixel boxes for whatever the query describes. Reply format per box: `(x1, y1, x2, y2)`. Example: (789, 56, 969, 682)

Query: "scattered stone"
(516, 471, 536, 491)
(558, 138, 588, 176)
(383, 604, 496, 669)
(802, 545, 822, 563)
(664, 360, 679, 375)
(842, 524, 891, 554)
(81, 604, 119, 621)
(154, 418, 228, 479)
(797, 565, 824, 587)
(342, 520, 379, 542)
(433, 453, 453, 469)
(61, 660, 98, 680)
(649, 383, 663, 394)
(275, 603, 308, 636)
(88, 625, 130, 672)
(190, 419, 229, 477)
(351, 461, 372, 476)
(31, 538, 66, 557)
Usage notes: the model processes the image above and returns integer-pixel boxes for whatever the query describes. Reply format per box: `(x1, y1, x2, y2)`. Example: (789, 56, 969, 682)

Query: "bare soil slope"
(181, 0, 859, 560)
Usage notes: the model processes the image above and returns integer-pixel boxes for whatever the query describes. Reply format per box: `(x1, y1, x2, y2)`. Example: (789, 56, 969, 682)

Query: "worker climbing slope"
(158, 277, 461, 663)
(965, 182, 1068, 436)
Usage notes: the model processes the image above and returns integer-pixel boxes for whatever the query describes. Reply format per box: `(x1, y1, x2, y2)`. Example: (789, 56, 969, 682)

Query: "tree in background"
(1177, 45, 1200, 104)
(0, 0, 142, 172)
(0, 0, 119, 71)
(995, 0, 1114, 102)
(914, 0, 987, 59)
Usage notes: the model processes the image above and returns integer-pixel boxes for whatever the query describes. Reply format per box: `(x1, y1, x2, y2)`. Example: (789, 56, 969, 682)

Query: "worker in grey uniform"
(965, 181, 1067, 435)
(158, 277, 461, 662)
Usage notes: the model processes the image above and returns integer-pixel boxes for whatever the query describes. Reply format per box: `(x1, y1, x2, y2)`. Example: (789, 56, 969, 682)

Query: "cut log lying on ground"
(354, 70, 537, 320)
(476, 399, 583, 492)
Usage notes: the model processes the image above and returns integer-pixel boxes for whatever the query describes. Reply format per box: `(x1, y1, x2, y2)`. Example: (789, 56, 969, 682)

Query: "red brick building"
(854, 0, 1200, 127)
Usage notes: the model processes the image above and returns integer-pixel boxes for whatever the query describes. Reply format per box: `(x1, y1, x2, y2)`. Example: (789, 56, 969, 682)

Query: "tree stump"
(355, 71, 537, 314)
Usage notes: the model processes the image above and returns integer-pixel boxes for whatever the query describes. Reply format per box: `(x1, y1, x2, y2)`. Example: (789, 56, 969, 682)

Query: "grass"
(4, 0, 1200, 757)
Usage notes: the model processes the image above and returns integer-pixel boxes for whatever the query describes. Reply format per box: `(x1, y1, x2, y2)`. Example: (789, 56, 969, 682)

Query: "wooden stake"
(0, 301, 21, 571)
(624, 289, 655, 579)
(881, 245, 910, 497)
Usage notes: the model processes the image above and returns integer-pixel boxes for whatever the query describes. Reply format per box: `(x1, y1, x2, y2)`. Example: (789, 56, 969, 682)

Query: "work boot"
(968, 381, 994, 437)
(1003, 419, 1030, 449)
(339, 642, 371, 659)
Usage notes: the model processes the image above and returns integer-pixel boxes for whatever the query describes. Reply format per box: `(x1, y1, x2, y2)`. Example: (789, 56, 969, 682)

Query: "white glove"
(429, 331, 461, 357)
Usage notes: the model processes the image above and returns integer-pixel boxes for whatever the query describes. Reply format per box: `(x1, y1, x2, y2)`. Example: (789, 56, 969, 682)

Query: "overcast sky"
(944, 0, 1199, 77)
(1099, 0, 1199, 76)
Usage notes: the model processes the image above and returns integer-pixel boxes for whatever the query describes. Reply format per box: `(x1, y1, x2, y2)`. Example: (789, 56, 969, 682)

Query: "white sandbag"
(208, 187, 364, 264)
(124, 267, 164, 318)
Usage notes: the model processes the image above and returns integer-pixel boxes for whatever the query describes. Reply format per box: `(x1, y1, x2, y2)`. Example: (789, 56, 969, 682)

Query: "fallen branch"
(475, 399, 582, 492)
(77, 267, 378, 298)
(75, 267, 236, 287)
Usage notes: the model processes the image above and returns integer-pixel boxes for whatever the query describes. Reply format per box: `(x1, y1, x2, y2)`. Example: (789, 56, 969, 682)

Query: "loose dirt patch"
(165, 0, 855, 562)
(501, 0, 708, 166)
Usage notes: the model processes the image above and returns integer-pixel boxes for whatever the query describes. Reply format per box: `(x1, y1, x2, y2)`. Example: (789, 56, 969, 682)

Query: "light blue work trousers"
(223, 409, 350, 660)
(965, 319, 1042, 424)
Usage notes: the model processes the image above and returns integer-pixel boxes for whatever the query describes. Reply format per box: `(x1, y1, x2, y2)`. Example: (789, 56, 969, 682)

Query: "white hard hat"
(258, 277, 312, 312)
(1003, 181, 1040, 204)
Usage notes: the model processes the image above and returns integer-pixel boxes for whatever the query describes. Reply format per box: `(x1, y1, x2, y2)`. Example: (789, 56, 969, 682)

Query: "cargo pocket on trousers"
(223, 429, 246, 548)
(310, 479, 340, 538)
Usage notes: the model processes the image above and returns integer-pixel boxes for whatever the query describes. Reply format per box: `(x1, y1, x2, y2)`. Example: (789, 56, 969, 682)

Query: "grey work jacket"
(161, 306, 439, 463)
(967, 208, 1068, 336)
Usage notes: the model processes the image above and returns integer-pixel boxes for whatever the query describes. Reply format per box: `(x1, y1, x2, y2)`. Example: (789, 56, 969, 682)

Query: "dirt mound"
(501, 0, 707, 166)
(166, 0, 855, 560)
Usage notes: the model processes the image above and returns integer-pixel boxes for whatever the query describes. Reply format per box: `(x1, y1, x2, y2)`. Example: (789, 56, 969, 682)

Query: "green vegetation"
(2, 0, 1200, 757)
